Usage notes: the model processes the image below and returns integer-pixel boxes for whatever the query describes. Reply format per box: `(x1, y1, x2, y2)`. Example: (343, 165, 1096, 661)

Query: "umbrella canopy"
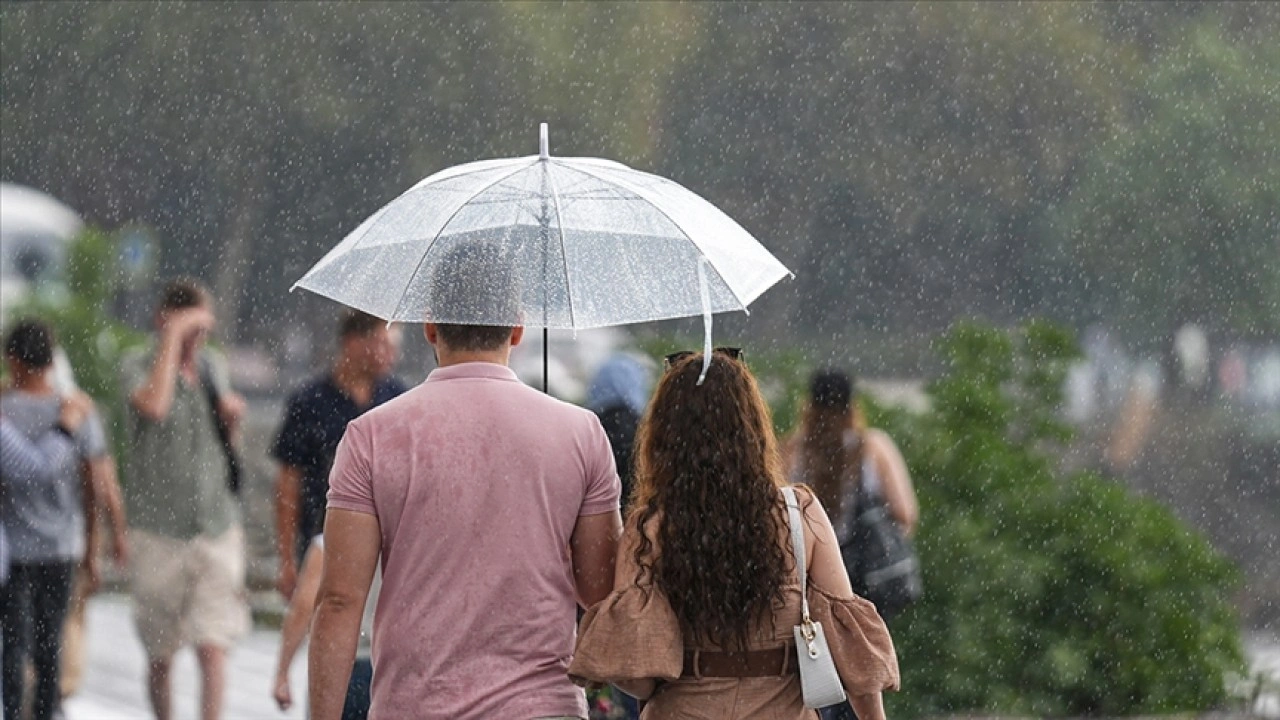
(293, 125, 790, 331)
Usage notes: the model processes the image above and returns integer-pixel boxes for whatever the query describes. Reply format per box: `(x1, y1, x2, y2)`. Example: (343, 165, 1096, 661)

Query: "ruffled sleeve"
(569, 584, 684, 686)
(809, 585, 901, 694)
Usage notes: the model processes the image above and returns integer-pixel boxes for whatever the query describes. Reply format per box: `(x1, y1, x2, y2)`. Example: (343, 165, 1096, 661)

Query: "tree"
(1049, 20, 1280, 351)
(878, 321, 1243, 716)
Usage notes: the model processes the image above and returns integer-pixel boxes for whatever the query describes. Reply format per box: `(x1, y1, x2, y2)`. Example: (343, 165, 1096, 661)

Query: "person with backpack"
(783, 369, 919, 720)
(785, 370, 917, 541)
(121, 279, 248, 720)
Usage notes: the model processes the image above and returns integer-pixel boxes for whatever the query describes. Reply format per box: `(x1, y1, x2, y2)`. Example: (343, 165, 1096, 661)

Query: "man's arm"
(275, 464, 303, 599)
(308, 508, 380, 720)
(130, 308, 212, 421)
(570, 509, 622, 608)
(0, 418, 69, 488)
(274, 537, 325, 711)
(89, 455, 128, 566)
(79, 457, 101, 591)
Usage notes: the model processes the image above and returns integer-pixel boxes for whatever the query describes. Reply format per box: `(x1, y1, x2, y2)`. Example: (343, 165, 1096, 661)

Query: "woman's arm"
(608, 520, 658, 700)
(850, 692, 887, 720)
(273, 538, 325, 710)
(797, 487, 856, 597)
(866, 428, 918, 536)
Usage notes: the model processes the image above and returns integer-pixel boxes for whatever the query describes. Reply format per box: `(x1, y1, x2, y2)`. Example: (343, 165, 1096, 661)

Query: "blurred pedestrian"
(785, 369, 917, 543)
(584, 354, 652, 720)
(49, 351, 129, 705)
(570, 350, 899, 719)
(120, 279, 248, 720)
(1, 320, 111, 720)
(308, 246, 622, 720)
(783, 369, 917, 720)
(271, 310, 404, 601)
(272, 534, 379, 719)
(2, 414, 75, 717)
(585, 354, 652, 514)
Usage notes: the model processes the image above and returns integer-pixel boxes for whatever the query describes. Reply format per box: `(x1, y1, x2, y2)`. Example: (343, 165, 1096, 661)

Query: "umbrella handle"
(697, 259, 713, 386)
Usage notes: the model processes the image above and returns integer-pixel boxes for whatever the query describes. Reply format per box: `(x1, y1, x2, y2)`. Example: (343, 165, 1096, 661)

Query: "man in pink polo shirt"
(308, 248, 623, 720)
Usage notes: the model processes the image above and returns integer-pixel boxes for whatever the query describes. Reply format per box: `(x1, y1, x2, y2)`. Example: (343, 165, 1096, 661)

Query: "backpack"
(839, 457, 922, 620)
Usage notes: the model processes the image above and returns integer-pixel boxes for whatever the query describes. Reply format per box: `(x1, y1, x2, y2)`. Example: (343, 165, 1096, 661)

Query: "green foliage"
(1049, 19, 1280, 349)
(8, 229, 144, 457)
(880, 321, 1244, 716)
(5, 4, 1279, 352)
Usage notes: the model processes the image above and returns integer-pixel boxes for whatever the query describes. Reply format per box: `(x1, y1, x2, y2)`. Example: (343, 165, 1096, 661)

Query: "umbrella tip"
(539, 122, 549, 160)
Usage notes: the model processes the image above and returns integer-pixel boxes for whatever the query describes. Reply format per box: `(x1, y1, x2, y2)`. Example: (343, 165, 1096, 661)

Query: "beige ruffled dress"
(570, 577, 899, 719)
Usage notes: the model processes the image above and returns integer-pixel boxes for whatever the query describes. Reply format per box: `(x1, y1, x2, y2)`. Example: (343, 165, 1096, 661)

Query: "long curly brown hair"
(630, 351, 790, 651)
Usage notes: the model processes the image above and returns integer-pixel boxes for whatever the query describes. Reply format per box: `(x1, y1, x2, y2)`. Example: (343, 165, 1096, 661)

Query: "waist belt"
(681, 646, 798, 678)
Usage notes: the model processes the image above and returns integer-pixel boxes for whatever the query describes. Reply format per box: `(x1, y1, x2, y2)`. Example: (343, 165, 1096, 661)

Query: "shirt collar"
(425, 362, 520, 384)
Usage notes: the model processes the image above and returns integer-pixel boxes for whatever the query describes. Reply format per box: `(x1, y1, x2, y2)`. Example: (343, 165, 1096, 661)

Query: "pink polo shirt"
(328, 362, 620, 720)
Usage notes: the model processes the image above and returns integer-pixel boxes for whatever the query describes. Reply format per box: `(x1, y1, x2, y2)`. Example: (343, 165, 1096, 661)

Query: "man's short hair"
(338, 309, 384, 340)
(3, 318, 55, 368)
(158, 278, 211, 312)
(428, 242, 520, 353)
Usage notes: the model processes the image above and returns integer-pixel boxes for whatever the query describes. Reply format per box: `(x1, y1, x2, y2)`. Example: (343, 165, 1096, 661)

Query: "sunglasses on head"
(663, 347, 745, 371)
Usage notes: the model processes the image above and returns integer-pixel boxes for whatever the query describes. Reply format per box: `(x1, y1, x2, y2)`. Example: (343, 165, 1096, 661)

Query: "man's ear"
(510, 326, 524, 347)
(424, 323, 439, 346)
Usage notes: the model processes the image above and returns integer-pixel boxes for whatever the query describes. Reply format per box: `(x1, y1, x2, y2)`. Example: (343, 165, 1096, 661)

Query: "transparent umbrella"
(293, 124, 791, 387)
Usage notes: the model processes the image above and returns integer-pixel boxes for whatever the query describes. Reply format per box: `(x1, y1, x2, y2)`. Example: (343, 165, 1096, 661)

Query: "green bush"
(6, 228, 143, 459)
(880, 321, 1244, 716)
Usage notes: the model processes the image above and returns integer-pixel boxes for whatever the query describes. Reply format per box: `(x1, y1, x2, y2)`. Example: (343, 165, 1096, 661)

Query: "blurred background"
(2, 3, 1277, 717)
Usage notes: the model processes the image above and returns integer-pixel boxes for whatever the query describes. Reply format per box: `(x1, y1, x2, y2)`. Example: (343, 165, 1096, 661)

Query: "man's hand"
(58, 391, 95, 433)
(273, 671, 293, 711)
(162, 306, 215, 342)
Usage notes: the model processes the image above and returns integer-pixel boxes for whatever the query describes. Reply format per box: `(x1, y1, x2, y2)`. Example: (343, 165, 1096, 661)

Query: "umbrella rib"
(543, 163, 576, 329)
(547, 160, 750, 310)
(389, 159, 540, 320)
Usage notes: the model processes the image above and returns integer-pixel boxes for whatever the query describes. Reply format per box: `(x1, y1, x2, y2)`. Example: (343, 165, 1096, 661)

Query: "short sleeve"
(327, 420, 375, 516)
(809, 586, 901, 694)
(580, 414, 621, 517)
(203, 349, 233, 396)
(76, 410, 109, 460)
(120, 347, 149, 397)
(271, 390, 311, 467)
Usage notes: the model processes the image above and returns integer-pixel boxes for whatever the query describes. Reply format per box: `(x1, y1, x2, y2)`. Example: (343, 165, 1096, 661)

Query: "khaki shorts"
(129, 526, 250, 658)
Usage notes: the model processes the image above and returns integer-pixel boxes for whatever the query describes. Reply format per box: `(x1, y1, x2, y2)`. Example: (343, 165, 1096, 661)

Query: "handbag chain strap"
(782, 486, 819, 658)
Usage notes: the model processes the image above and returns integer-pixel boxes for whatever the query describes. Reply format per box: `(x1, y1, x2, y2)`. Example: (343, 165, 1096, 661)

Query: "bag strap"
(197, 357, 241, 495)
(781, 486, 811, 622)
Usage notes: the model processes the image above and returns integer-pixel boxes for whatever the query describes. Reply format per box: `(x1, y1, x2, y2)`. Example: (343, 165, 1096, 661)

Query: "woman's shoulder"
(786, 483, 825, 514)
(862, 426, 899, 451)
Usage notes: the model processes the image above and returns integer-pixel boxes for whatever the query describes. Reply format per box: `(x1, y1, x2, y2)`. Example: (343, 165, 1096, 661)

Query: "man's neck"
(434, 349, 510, 368)
(11, 370, 53, 395)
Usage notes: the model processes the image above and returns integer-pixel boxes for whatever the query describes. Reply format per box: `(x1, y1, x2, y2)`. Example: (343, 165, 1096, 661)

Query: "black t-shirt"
(271, 374, 406, 555)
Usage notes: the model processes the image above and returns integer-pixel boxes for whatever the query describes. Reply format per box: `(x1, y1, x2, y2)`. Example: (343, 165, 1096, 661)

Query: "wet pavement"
(62, 594, 304, 720)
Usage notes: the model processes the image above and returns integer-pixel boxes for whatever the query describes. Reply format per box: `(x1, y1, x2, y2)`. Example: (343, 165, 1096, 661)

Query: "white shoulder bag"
(783, 486, 848, 708)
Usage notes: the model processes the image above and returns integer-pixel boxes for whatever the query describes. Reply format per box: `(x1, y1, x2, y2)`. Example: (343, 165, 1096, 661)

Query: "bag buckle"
(800, 614, 819, 659)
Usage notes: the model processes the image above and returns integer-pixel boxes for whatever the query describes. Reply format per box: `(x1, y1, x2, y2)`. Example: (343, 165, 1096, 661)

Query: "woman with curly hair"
(570, 350, 899, 719)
